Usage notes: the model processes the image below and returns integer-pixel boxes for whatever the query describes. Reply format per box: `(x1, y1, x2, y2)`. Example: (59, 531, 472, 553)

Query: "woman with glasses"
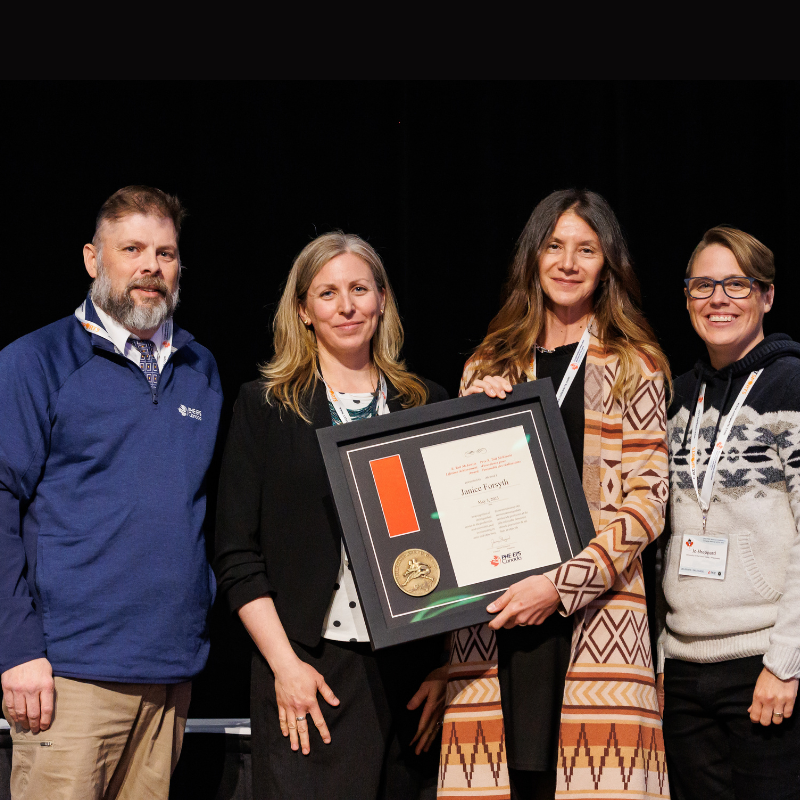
(657, 226, 800, 799)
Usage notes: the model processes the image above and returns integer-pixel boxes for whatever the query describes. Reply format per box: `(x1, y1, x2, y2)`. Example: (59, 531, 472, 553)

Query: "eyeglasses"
(684, 276, 759, 299)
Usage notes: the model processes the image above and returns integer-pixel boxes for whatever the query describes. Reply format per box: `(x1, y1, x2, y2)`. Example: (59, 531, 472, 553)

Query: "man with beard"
(0, 186, 222, 800)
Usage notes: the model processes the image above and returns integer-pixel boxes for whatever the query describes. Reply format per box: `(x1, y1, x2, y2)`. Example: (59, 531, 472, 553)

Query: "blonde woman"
(438, 190, 671, 800)
(215, 232, 448, 799)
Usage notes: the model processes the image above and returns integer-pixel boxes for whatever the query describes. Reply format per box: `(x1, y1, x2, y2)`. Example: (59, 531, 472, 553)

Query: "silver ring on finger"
(296, 715, 306, 721)
(773, 711, 784, 717)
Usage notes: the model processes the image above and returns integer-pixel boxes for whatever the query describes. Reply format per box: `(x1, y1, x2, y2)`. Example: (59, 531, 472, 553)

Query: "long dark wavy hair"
(467, 189, 671, 401)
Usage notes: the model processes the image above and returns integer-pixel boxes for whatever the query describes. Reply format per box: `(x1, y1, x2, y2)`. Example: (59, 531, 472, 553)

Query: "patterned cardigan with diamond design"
(438, 336, 670, 800)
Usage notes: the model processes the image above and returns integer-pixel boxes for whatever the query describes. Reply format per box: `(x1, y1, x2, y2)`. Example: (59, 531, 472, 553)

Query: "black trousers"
(663, 656, 800, 800)
(250, 638, 441, 800)
(508, 767, 557, 800)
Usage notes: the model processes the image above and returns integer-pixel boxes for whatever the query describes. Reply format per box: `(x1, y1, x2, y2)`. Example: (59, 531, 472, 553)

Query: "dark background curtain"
(2, 80, 798, 720)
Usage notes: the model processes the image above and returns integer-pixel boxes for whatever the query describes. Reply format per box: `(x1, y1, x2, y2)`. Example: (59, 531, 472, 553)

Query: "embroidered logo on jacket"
(178, 404, 202, 420)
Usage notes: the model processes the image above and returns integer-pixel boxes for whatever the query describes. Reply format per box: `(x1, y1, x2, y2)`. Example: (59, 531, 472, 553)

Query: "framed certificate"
(317, 379, 595, 649)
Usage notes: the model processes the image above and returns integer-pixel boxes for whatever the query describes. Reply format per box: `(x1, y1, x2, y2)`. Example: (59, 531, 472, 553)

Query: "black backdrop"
(2, 80, 799, 718)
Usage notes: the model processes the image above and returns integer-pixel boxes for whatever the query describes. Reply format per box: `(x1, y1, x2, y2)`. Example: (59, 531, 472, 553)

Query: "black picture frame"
(317, 379, 595, 650)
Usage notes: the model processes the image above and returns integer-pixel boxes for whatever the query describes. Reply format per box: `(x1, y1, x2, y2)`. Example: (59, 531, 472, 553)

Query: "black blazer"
(214, 377, 448, 648)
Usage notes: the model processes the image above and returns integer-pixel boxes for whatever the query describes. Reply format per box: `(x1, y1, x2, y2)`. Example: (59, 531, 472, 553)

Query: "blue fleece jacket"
(0, 298, 222, 682)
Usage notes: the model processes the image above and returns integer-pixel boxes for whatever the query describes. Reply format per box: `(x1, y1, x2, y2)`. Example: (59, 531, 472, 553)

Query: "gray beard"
(91, 259, 180, 334)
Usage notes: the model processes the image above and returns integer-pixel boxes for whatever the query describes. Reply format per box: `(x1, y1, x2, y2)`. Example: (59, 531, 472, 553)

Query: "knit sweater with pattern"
(658, 334, 800, 680)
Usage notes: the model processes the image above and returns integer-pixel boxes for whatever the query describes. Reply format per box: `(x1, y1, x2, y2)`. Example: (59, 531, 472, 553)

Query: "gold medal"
(393, 549, 440, 597)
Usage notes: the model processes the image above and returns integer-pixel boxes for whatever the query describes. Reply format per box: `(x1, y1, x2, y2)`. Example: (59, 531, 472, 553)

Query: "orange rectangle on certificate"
(370, 455, 420, 537)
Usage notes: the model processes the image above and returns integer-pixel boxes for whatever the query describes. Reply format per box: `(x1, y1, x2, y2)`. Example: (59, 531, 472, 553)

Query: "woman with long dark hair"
(438, 190, 671, 800)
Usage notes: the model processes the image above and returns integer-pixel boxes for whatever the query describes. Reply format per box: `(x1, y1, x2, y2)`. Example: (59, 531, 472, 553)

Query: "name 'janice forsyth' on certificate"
(420, 425, 559, 586)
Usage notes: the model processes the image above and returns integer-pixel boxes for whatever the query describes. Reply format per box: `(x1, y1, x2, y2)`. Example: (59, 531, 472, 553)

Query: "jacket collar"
(692, 333, 800, 385)
(76, 294, 194, 354)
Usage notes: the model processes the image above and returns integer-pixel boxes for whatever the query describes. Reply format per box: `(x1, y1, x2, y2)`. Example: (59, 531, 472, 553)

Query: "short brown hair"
(686, 225, 775, 285)
(93, 185, 186, 245)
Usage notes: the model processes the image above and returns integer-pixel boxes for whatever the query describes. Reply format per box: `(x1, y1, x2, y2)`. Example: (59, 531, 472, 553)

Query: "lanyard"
(74, 301, 174, 372)
(323, 372, 388, 424)
(689, 369, 761, 531)
(530, 321, 592, 408)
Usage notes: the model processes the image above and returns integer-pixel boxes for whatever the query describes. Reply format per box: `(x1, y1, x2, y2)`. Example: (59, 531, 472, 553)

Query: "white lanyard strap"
(324, 372, 388, 424)
(150, 319, 174, 372)
(75, 301, 115, 345)
(530, 321, 592, 408)
(689, 369, 762, 521)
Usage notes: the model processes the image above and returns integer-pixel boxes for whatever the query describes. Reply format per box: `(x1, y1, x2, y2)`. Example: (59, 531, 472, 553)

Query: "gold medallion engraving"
(393, 549, 440, 597)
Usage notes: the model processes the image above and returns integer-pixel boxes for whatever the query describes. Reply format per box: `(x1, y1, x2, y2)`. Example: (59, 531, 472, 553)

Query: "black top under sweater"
(497, 342, 585, 772)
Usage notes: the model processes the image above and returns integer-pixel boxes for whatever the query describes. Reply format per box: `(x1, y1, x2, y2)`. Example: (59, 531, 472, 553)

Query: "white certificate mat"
(420, 425, 560, 586)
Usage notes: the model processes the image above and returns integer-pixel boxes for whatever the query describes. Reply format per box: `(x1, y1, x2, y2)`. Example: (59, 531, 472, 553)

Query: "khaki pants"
(2, 676, 191, 800)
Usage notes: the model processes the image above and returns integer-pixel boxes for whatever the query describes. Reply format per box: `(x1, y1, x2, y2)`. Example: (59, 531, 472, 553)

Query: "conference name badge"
(678, 533, 728, 580)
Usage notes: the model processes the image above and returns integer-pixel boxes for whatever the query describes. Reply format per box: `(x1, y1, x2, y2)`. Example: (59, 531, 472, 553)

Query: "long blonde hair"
(468, 189, 671, 402)
(260, 232, 429, 421)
